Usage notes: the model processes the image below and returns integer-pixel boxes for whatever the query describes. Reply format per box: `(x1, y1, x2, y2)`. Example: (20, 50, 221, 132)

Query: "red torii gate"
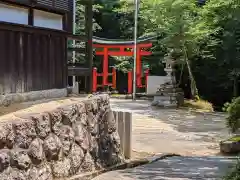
(92, 43, 152, 93)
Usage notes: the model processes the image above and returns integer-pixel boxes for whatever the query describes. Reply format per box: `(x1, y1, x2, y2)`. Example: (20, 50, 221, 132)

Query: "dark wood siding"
(0, 24, 67, 95)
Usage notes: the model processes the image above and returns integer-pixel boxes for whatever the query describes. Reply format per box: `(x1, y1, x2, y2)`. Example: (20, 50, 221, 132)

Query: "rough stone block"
(73, 123, 90, 152)
(13, 120, 37, 149)
(89, 136, 99, 160)
(43, 134, 62, 161)
(28, 138, 44, 165)
(220, 140, 240, 154)
(111, 132, 121, 154)
(6, 125, 15, 149)
(59, 125, 74, 155)
(27, 164, 53, 180)
(0, 124, 10, 149)
(0, 149, 10, 172)
(87, 112, 98, 136)
(32, 113, 51, 139)
(104, 109, 117, 133)
(79, 152, 95, 173)
(61, 104, 78, 126)
(78, 113, 88, 126)
(76, 102, 86, 114)
(52, 158, 71, 178)
(49, 109, 62, 136)
(10, 148, 31, 170)
(84, 100, 93, 113)
(2, 168, 27, 180)
(69, 143, 85, 175)
(91, 99, 99, 114)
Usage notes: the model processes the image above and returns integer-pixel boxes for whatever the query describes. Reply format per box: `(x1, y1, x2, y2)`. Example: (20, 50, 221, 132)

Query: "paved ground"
(110, 99, 230, 156)
(93, 156, 236, 180)
(96, 99, 238, 180)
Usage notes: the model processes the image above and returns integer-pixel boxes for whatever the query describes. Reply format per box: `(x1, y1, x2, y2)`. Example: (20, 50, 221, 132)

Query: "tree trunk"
(233, 77, 238, 97)
(183, 45, 199, 100)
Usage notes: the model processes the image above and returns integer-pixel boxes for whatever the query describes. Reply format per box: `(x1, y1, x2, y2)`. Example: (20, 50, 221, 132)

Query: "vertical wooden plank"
(47, 34, 51, 90)
(26, 33, 33, 92)
(35, 34, 42, 90)
(45, 34, 51, 90)
(0, 30, 6, 94)
(31, 34, 36, 90)
(16, 32, 25, 93)
(22, 32, 27, 92)
(54, 36, 59, 88)
(32, 33, 39, 91)
(8, 31, 15, 93)
(41, 34, 48, 90)
(49, 34, 56, 89)
(62, 37, 68, 89)
(55, 36, 62, 88)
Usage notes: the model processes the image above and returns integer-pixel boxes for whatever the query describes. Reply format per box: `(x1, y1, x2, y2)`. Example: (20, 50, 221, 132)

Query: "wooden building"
(0, 0, 93, 97)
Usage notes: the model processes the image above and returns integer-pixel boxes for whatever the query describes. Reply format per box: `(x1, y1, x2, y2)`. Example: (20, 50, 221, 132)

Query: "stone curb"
(68, 159, 149, 180)
(148, 153, 181, 164)
(68, 153, 181, 180)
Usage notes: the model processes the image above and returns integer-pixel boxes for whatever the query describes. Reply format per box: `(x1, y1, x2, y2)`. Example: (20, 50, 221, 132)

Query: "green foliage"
(223, 159, 240, 180)
(222, 102, 231, 112)
(75, 0, 240, 106)
(228, 136, 240, 142)
(226, 97, 240, 133)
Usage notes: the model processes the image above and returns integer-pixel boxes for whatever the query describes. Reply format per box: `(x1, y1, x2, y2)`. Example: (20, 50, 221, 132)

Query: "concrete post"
(117, 111, 125, 156)
(124, 112, 132, 159)
(114, 110, 132, 159)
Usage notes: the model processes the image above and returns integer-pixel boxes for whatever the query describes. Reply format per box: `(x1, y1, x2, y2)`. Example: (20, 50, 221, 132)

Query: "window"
(0, 3, 28, 25)
(33, 10, 63, 30)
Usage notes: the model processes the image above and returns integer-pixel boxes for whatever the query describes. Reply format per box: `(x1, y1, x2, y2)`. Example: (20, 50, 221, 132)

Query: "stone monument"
(152, 55, 184, 108)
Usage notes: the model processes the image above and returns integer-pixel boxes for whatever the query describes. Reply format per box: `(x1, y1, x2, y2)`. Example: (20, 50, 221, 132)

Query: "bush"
(223, 159, 240, 180)
(226, 97, 240, 133)
(222, 101, 231, 112)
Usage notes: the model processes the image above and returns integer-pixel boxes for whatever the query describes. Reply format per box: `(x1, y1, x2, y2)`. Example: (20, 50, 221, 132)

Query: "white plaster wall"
(147, 76, 170, 94)
(34, 10, 63, 30)
(0, 3, 28, 25)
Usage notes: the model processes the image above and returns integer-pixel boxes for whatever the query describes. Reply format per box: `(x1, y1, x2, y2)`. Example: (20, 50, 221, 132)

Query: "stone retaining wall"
(0, 95, 124, 180)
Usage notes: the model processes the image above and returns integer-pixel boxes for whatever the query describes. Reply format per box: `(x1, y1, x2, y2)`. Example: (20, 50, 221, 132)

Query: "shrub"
(226, 97, 240, 133)
(223, 159, 240, 180)
(222, 101, 231, 112)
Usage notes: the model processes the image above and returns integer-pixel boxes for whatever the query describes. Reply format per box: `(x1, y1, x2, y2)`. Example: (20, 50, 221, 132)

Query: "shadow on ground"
(123, 156, 236, 180)
(110, 99, 230, 144)
(93, 156, 238, 180)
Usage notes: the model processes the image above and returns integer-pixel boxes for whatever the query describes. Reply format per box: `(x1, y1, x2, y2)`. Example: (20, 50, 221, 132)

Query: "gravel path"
(110, 99, 230, 156)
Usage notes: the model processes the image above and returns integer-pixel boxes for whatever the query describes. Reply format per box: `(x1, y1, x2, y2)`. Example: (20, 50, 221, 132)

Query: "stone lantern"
(151, 53, 184, 108)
